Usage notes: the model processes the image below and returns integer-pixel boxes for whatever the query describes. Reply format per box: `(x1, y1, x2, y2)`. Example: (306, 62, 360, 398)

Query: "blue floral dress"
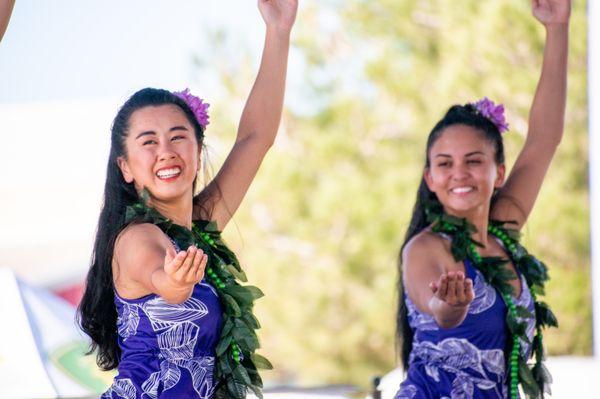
(395, 257, 535, 399)
(102, 241, 222, 399)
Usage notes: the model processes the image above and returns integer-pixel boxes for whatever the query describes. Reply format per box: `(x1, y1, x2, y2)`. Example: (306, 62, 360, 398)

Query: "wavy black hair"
(396, 103, 505, 369)
(77, 88, 205, 370)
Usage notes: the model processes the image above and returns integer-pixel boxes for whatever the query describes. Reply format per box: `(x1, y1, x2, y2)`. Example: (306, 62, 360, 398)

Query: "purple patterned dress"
(395, 257, 535, 399)
(102, 268, 222, 398)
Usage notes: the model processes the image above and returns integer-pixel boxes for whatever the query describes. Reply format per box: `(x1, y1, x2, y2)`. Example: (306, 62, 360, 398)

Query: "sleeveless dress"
(102, 241, 223, 399)
(395, 255, 536, 399)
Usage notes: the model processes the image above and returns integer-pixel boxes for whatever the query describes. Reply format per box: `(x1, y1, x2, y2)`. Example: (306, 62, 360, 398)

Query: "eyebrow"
(135, 126, 189, 140)
(434, 151, 486, 158)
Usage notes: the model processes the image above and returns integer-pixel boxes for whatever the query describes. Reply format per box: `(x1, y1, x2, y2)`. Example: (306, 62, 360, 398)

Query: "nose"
(157, 141, 177, 162)
(451, 162, 470, 180)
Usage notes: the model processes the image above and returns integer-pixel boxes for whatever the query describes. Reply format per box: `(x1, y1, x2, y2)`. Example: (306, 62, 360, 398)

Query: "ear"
(423, 167, 435, 191)
(494, 163, 506, 188)
(117, 156, 134, 183)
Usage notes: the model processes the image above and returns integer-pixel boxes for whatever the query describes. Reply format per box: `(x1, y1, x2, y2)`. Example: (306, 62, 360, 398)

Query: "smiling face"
(424, 124, 506, 217)
(117, 104, 201, 204)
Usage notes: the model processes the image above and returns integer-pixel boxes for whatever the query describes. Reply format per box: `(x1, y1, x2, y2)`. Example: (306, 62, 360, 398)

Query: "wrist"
(266, 25, 292, 40)
(544, 22, 569, 34)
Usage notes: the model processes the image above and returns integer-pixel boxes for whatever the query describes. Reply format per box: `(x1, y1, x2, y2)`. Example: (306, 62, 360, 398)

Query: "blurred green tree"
(194, 0, 589, 388)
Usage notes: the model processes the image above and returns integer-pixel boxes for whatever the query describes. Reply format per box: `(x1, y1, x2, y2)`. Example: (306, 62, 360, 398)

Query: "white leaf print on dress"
(468, 271, 497, 314)
(160, 360, 182, 391)
(412, 338, 505, 399)
(117, 300, 140, 340)
(177, 356, 216, 399)
(102, 378, 137, 399)
(157, 321, 200, 360)
(395, 383, 417, 399)
(141, 371, 160, 399)
(142, 296, 209, 331)
(406, 295, 438, 331)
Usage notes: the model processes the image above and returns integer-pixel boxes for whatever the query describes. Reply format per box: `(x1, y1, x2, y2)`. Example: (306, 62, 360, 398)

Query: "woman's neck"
(147, 195, 193, 230)
(444, 204, 490, 246)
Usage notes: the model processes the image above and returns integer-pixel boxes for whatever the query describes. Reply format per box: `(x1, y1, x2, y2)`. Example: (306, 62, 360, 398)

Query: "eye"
(437, 162, 450, 167)
(467, 159, 482, 165)
(172, 135, 186, 141)
(143, 139, 157, 146)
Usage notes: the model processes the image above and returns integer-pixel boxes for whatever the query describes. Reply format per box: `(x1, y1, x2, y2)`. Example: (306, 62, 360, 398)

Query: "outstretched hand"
(430, 271, 474, 308)
(164, 245, 207, 288)
(258, 0, 298, 33)
(532, 0, 571, 26)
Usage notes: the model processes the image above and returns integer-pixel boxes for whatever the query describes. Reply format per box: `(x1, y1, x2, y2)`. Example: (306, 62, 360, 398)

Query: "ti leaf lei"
(123, 192, 271, 399)
(424, 200, 557, 398)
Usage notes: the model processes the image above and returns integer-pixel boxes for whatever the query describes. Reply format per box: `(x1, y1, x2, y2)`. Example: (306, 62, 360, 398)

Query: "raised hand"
(258, 0, 298, 33)
(164, 245, 207, 288)
(532, 0, 571, 26)
(430, 271, 474, 308)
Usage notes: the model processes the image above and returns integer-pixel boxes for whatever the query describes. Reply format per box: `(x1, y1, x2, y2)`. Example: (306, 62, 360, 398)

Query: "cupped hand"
(430, 271, 474, 308)
(164, 245, 207, 287)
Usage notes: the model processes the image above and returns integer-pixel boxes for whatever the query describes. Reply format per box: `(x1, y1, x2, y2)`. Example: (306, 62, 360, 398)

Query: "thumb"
(429, 281, 439, 294)
(164, 246, 177, 264)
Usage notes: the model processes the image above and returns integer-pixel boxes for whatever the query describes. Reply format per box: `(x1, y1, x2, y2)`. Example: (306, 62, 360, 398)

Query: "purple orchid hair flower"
(472, 97, 509, 134)
(173, 88, 210, 129)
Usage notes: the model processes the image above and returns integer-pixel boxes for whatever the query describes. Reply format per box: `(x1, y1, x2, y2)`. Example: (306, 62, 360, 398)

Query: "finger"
(438, 274, 448, 298)
(174, 246, 196, 279)
(464, 278, 474, 303)
(454, 272, 466, 303)
(185, 248, 204, 282)
(165, 250, 187, 274)
(446, 272, 457, 303)
(429, 281, 439, 294)
(195, 253, 208, 282)
(164, 246, 177, 264)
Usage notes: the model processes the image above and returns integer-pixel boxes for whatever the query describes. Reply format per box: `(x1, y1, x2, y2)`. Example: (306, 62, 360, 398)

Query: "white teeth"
(451, 187, 474, 194)
(156, 167, 181, 179)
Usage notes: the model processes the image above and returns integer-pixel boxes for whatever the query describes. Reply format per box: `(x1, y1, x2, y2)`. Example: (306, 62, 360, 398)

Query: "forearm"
(237, 28, 291, 146)
(527, 24, 569, 148)
(150, 268, 194, 304)
(429, 296, 469, 329)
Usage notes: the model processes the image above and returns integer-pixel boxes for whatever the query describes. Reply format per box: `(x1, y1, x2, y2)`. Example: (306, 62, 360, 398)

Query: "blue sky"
(0, 0, 262, 103)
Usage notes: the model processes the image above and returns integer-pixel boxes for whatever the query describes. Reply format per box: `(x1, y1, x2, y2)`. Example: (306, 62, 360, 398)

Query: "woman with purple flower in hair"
(396, 1, 570, 398)
(78, 1, 298, 398)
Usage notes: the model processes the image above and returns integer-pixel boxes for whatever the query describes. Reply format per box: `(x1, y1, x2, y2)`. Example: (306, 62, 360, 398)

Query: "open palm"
(258, 0, 298, 32)
(532, 0, 571, 25)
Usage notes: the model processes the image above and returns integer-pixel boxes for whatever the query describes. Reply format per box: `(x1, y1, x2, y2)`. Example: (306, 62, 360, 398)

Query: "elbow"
(434, 314, 466, 330)
(162, 291, 192, 305)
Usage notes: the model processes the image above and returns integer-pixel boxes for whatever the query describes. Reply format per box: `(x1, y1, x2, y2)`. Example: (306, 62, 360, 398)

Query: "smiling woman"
(77, 1, 298, 398)
(395, 1, 571, 398)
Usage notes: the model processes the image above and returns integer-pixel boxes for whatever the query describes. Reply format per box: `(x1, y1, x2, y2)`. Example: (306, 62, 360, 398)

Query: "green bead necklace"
(124, 193, 272, 399)
(196, 227, 244, 364)
(426, 200, 557, 399)
(468, 226, 522, 399)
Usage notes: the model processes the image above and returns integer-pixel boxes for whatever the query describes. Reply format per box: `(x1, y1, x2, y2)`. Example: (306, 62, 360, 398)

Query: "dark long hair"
(397, 104, 506, 369)
(77, 88, 205, 370)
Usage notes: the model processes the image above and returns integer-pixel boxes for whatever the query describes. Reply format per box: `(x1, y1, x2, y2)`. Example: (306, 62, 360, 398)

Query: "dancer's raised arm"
(492, 0, 571, 228)
(0, 0, 15, 42)
(193, 0, 298, 229)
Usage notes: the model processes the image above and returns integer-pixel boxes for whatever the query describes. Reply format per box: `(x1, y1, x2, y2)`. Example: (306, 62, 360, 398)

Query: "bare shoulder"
(402, 228, 449, 270)
(114, 223, 171, 268)
(113, 223, 173, 298)
(116, 223, 168, 248)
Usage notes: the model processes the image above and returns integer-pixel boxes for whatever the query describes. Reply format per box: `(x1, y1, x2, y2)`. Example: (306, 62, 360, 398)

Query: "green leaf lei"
(424, 200, 557, 398)
(123, 192, 271, 399)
